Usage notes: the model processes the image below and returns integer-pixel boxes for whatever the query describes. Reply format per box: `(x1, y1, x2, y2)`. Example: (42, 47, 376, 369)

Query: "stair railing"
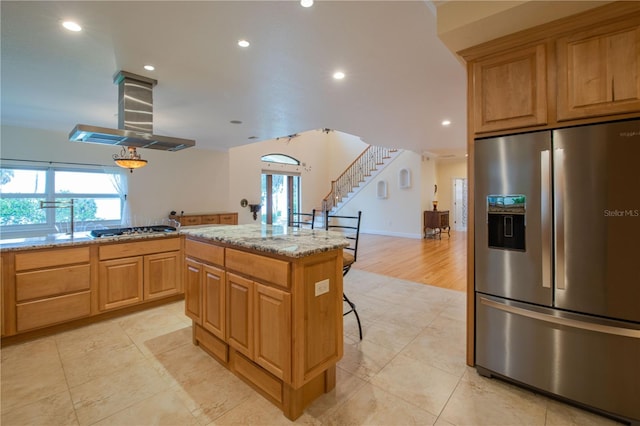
(322, 145, 397, 212)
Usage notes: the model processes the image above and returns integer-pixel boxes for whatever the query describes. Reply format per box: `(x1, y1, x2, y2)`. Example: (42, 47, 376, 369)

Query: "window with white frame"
(0, 164, 126, 237)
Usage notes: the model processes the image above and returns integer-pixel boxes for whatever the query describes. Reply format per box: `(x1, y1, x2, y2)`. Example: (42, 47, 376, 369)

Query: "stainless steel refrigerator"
(474, 119, 640, 424)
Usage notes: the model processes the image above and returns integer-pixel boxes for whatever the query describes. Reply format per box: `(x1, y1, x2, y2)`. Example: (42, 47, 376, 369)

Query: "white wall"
(335, 150, 432, 238)
(228, 130, 368, 224)
(1, 125, 466, 236)
(0, 125, 229, 225)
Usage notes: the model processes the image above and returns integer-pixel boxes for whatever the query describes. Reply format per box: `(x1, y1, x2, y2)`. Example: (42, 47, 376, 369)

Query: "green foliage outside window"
(0, 198, 98, 226)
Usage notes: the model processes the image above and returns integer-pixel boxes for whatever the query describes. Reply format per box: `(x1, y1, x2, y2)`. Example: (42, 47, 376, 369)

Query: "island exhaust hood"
(69, 71, 195, 151)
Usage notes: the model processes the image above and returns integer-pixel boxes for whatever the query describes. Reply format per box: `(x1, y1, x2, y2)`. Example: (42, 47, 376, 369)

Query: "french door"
(261, 173, 300, 226)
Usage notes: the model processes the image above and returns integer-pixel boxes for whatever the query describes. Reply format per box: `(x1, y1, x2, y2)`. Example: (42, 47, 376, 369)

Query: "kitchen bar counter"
(1, 224, 349, 255)
(179, 223, 349, 258)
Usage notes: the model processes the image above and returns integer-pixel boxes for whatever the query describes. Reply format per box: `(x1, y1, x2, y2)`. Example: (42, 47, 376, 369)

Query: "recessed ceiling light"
(144, 65, 155, 71)
(333, 71, 345, 80)
(441, 120, 451, 126)
(238, 39, 250, 48)
(300, 0, 314, 7)
(62, 21, 82, 32)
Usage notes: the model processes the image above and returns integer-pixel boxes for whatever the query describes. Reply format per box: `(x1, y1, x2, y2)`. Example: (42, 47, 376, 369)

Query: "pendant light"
(113, 146, 147, 173)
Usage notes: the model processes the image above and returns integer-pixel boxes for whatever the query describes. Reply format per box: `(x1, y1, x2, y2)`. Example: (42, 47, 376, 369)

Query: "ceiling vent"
(69, 71, 195, 151)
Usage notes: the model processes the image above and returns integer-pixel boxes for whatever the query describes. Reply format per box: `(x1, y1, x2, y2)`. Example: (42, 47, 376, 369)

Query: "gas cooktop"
(89, 225, 177, 238)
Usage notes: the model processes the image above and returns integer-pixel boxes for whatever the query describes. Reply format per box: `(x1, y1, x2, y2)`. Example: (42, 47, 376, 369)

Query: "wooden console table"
(424, 210, 451, 239)
(170, 212, 238, 226)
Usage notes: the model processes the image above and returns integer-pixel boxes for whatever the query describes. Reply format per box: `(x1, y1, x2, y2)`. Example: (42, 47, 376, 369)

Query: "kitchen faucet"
(40, 199, 75, 235)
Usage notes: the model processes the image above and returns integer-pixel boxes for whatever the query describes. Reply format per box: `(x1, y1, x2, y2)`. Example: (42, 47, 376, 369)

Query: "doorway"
(452, 177, 468, 231)
(261, 173, 300, 226)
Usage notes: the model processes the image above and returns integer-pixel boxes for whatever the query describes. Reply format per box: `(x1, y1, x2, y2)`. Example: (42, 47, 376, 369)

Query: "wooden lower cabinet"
(227, 273, 254, 359)
(225, 273, 292, 381)
(254, 282, 291, 382)
(9, 247, 92, 333)
(186, 237, 343, 420)
(203, 265, 226, 340)
(98, 238, 182, 313)
(185, 256, 226, 340)
(98, 256, 144, 311)
(1, 237, 183, 338)
(184, 258, 204, 323)
(144, 251, 181, 300)
(16, 292, 91, 332)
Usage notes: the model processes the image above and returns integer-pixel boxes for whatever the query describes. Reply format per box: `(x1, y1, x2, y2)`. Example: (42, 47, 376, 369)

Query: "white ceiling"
(1, 1, 467, 157)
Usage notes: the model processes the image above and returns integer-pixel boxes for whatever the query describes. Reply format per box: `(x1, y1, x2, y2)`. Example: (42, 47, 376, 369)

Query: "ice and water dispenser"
(487, 195, 526, 251)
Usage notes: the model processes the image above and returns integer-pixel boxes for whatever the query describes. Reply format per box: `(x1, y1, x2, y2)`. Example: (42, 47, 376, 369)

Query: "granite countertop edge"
(0, 224, 350, 258)
(180, 224, 349, 258)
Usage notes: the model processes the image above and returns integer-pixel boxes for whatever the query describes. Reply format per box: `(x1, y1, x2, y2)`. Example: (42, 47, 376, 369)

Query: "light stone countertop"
(0, 224, 349, 257)
(0, 231, 180, 252)
(180, 224, 350, 258)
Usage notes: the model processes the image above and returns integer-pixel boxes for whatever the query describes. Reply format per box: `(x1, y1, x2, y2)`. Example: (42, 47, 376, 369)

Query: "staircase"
(322, 145, 399, 212)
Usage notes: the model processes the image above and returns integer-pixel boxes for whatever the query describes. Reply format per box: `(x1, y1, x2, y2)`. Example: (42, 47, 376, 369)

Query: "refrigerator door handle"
(541, 150, 552, 289)
(479, 297, 640, 339)
(554, 148, 566, 290)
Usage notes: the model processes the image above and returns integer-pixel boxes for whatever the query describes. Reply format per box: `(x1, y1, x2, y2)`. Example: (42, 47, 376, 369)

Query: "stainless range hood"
(69, 71, 195, 151)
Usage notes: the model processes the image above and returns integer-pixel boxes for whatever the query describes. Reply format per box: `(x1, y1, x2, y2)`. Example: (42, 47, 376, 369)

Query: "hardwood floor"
(353, 231, 467, 292)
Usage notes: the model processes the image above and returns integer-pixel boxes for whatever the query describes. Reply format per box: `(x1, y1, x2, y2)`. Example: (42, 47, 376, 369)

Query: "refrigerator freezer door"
(554, 120, 640, 322)
(476, 294, 640, 423)
(475, 132, 553, 305)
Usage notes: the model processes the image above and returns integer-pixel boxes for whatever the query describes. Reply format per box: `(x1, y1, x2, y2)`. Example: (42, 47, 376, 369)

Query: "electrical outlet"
(315, 279, 330, 296)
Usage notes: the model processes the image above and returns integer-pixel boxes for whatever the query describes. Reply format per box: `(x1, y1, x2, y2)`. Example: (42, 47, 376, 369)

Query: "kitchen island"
(180, 224, 349, 420)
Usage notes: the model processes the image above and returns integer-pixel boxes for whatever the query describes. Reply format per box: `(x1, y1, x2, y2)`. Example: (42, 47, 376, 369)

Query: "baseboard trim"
(360, 229, 423, 239)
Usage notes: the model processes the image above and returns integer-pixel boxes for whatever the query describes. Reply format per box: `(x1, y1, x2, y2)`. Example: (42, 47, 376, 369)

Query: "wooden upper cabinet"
(557, 19, 640, 121)
(472, 44, 548, 133)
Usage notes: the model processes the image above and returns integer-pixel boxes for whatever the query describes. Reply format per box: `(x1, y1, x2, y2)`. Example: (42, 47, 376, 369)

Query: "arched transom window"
(261, 154, 300, 165)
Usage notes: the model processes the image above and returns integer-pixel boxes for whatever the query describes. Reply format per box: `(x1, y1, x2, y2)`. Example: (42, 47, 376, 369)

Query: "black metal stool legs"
(343, 292, 362, 340)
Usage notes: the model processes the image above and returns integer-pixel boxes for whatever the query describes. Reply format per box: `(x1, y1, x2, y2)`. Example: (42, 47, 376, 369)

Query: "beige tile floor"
(1, 269, 622, 426)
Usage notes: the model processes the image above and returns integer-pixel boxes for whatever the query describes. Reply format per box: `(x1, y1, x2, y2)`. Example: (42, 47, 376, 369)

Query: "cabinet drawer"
(201, 215, 220, 224)
(182, 216, 202, 226)
(185, 239, 224, 266)
(99, 237, 181, 260)
(16, 291, 91, 332)
(15, 247, 90, 271)
(16, 264, 90, 302)
(226, 249, 290, 288)
(219, 214, 237, 225)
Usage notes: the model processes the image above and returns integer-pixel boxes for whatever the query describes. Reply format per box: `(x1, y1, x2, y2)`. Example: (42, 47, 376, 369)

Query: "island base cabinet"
(254, 283, 291, 382)
(186, 237, 343, 421)
(226, 273, 254, 359)
(184, 259, 203, 323)
(194, 322, 336, 421)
